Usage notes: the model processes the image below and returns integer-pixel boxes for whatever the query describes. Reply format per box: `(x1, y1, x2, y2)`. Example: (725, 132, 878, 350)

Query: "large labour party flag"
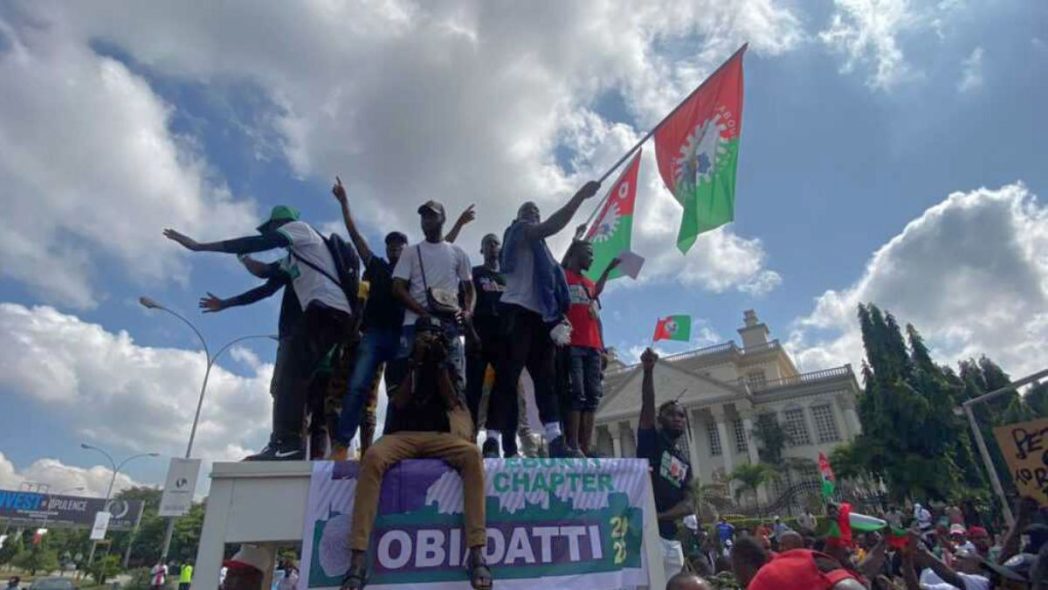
(585, 149, 642, 282)
(654, 46, 745, 253)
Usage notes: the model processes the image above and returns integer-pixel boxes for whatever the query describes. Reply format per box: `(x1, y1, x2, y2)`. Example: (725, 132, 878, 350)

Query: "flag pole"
(581, 42, 748, 229)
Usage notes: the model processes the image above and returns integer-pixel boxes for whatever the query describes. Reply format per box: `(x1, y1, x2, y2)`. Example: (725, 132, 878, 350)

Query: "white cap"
(224, 545, 273, 574)
(683, 514, 699, 531)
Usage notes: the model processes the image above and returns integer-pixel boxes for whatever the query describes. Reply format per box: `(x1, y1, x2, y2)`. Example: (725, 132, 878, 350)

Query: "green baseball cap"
(257, 205, 300, 232)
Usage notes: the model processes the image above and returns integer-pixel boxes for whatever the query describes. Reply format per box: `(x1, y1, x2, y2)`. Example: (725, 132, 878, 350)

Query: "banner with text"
(299, 458, 650, 590)
(993, 417, 1048, 505)
(0, 489, 143, 530)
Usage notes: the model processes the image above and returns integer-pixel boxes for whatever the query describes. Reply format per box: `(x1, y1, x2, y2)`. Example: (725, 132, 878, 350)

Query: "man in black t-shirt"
(636, 347, 694, 582)
(330, 181, 407, 459)
(467, 233, 520, 458)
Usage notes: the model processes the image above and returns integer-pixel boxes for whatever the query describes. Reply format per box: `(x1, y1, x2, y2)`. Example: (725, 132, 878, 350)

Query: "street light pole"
(81, 445, 159, 567)
(140, 296, 277, 563)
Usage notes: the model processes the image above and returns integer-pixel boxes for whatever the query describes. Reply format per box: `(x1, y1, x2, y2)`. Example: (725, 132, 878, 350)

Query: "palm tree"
(730, 463, 777, 516)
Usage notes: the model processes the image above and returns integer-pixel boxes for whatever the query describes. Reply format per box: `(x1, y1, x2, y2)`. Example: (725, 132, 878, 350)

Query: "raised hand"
(575, 180, 601, 200)
(163, 229, 201, 251)
(641, 347, 658, 370)
(332, 176, 348, 203)
(457, 204, 476, 227)
(607, 256, 622, 271)
(199, 292, 225, 313)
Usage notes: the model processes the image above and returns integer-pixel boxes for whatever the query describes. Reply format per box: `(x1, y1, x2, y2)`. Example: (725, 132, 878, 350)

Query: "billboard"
(0, 489, 144, 530)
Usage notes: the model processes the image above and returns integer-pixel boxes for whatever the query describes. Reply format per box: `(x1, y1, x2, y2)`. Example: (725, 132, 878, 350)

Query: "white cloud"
(0, 452, 145, 498)
(0, 11, 256, 308)
(2, 0, 801, 297)
(0, 304, 273, 466)
(819, 0, 918, 90)
(787, 183, 1048, 378)
(957, 46, 984, 93)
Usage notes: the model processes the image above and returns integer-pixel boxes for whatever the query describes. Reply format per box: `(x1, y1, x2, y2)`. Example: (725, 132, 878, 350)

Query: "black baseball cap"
(417, 200, 445, 217)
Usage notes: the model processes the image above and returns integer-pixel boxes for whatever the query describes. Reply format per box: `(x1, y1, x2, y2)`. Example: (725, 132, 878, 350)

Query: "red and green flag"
(653, 315, 691, 342)
(654, 46, 745, 253)
(818, 451, 836, 499)
(585, 149, 641, 282)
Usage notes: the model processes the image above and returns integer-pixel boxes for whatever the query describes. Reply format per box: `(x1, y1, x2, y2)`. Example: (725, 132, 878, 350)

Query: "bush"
(12, 546, 59, 575)
(124, 567, 153, 590)
(88, 555, 122, 585)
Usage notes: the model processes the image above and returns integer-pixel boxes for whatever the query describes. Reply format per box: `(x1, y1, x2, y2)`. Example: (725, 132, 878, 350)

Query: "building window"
(746, 370, 767, 389)
(707, 422, 722, 456)
(783, 408, 812, 446)
(812, 404, 841, 443)
(733, 418, 748, 454)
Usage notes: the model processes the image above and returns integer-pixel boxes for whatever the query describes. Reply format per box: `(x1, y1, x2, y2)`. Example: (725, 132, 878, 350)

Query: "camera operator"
(338, 200, 491, 590)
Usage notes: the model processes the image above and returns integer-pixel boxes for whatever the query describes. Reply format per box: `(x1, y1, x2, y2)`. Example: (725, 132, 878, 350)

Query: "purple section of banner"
(332, 459, 450, 514)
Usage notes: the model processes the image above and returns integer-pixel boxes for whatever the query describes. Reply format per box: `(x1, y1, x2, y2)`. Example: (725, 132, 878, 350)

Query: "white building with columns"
(593, 310, 862, 503)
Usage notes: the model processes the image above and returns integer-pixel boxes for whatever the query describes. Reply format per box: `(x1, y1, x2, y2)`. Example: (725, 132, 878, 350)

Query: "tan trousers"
(349, 421, 487, 551)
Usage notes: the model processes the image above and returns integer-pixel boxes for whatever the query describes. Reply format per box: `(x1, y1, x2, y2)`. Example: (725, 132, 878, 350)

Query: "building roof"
(596, 358, 747, 422)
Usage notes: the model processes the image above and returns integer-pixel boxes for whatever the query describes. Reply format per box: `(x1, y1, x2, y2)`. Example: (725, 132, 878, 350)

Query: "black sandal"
(339, 564, 368, 590)
(466, 551, 493, 590)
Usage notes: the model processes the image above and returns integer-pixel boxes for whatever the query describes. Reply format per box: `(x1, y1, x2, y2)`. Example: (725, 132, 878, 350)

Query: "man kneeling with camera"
(340, 200, 491, 590)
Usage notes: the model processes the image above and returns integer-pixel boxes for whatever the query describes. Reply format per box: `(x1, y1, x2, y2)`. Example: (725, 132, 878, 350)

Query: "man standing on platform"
(485, 180, 601, 458)
(636, 347, 694, 582)
(561, 239, 619, 457)
(164, 204, 354, 460)
(329, 178, 407, 458)
(466, 233, 520, 458)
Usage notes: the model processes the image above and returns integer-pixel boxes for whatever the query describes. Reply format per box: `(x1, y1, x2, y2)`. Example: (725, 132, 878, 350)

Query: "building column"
(609, 422, 622, 458)
(712, 406, 734, 477)
(740, 410, 767, 504)
(803, 405, 819, 445)
(685, 408, 701, 478)
(838, 398, 862, 437)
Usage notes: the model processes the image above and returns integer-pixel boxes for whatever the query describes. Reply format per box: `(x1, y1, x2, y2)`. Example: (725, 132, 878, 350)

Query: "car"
(28, 578, 77, 590)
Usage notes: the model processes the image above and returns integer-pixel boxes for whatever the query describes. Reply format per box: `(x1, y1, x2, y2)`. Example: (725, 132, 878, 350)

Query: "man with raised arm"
(329, 178, 408, 458)
(483, 180, 601, 458)
(163, 205, 353, 460)
(636, 347, 695, 582)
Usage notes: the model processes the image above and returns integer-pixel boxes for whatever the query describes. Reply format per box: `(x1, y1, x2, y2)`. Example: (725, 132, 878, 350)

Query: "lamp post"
(80, 445, 158, 566)
(139, 296, 277, 562)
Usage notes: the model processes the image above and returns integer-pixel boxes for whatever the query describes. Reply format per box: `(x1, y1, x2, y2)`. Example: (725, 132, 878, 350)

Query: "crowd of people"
(663, 495, 1047, 590)
(164, 182, 1047, 590)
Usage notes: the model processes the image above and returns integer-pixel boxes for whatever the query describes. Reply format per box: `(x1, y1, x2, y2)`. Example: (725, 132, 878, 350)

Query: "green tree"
(0, 533, 25, 565)
(13, 544, 60, 575)
(751, 414, 790, 466)
(730, 463, 776, 515)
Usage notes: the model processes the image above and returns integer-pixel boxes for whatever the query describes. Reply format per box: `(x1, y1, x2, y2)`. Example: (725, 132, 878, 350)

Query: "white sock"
(485, 430, 502, 446)
(544, 422, 562, 441)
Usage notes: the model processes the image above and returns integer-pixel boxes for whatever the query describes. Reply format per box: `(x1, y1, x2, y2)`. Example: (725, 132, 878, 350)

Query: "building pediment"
(596, 361, 746, 423)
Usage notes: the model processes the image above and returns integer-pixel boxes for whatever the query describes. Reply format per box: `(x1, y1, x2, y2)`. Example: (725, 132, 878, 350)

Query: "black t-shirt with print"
(636, 426, 693, 539)
(361, 257, 404, 332)
(471, 265, 505, 319)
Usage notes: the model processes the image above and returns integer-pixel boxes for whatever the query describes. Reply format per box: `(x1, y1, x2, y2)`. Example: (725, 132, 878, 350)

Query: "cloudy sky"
(0, 0, 1045, 495)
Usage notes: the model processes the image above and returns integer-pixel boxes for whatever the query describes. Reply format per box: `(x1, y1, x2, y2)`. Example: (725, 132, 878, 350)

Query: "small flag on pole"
(818, 452, 836, 499)
(653, 315, 692, 342)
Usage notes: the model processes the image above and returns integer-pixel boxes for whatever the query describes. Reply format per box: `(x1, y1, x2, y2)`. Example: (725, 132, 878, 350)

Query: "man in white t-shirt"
(164, 205, 354, 460)
(391, 200, 474, 398)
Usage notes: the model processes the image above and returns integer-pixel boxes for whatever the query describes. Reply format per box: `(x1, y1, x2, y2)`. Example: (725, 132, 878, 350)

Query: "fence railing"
(744, 365, 853, 392)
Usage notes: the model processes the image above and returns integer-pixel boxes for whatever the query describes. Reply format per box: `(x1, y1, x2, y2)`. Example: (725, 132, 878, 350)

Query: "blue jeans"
(569, 347, 603, 411)
(334, 328, 400, 446)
